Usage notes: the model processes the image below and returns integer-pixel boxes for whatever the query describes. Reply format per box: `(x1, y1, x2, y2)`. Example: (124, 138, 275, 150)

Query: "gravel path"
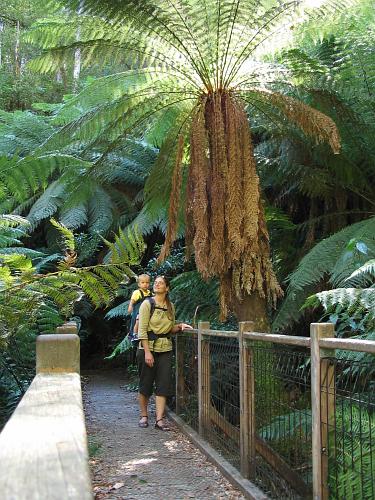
(83, 370, 245, 500)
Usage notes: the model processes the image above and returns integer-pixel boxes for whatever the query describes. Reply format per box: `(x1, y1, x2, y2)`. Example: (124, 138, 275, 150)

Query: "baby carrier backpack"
(128, 290, 148, 343)
(129, 297, 170, 344)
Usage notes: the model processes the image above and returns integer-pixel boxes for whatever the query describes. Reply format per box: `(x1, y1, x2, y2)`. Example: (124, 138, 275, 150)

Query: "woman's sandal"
(138, 415, 148, 428)
(154, 418, 170, 431)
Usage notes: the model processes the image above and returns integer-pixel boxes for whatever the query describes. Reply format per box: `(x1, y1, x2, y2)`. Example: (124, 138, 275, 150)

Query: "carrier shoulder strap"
(146, 296, 167, 319)
(146, 296, 156, 318)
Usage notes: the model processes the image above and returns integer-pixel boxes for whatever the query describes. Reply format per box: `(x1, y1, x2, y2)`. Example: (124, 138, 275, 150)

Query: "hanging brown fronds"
(238, 103, 260, 246)
(256, 89, 341, 154)
(184, 153, 195, 262)
(186, 90, 283, 318)
(157, 133, 185, 264)
(206, 92, 227, 275)
(155, 90, 284, 318)
(223, 94, 245, 263)
(190, 99, 210, 277)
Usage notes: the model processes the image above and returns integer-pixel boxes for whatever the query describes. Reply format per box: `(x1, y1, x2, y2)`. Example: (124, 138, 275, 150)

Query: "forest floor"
(82, 370, 245, 500)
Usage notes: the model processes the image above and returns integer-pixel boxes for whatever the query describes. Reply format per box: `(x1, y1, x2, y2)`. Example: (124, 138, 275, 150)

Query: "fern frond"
(105, 300, 130, 320)
(50, 218, 75, 252)
(104, 336, 133, 360)
(105, 226, 145, 267)
(346, 260, 375, 287)
(313, 288, 375, 316)
(273, 217, 375, 331)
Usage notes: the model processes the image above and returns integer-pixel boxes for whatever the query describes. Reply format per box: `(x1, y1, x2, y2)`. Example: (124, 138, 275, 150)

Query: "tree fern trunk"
(234, 292, 269, 331)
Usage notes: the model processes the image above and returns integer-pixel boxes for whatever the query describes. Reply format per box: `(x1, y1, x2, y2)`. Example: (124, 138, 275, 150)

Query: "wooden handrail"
(319, 337, 375, 353)
(182, 328, 375, 354)
(0, 324, 92, 500)
(243, 331, 311, 347)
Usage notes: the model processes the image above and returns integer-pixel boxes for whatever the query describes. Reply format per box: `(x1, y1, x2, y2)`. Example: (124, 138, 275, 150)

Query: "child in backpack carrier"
(128, 274, 151, 343)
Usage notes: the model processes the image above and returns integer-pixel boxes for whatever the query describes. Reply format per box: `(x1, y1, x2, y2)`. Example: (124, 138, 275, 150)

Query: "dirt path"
(83, 370, 245, 500)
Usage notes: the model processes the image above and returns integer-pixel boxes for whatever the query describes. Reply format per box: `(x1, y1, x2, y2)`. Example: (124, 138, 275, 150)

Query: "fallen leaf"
(111, 482, 125, 490)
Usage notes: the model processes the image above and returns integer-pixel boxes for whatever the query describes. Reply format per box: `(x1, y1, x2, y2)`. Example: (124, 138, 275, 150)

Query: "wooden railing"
(0, 323, 92, 500)
(173, 322, 375, 500)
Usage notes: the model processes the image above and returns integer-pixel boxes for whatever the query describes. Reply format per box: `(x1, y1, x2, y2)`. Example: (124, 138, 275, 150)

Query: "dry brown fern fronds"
(190, 100, 210, 277)
(255, 89, 341, 154)
(157, 133, 185, 264)
(187, 90, 282, 316)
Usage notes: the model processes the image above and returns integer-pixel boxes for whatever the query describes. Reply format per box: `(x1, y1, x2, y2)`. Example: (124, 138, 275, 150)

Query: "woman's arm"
(171, 322, 193, 334)
(140, 339, 154, 367)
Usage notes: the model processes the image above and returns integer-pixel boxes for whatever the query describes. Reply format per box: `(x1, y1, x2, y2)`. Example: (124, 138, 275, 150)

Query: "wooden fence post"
(239, 321, 255, 479)
(198, 321, 210, 437)
(175, 333, 186, 415)
(311, 323, 335, 500)
(36, 322, 80, 374)
(56, 321, 79, 335)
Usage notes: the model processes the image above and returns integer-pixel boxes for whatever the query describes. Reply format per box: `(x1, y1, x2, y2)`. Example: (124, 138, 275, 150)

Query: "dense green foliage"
(0, 1, 374, 455)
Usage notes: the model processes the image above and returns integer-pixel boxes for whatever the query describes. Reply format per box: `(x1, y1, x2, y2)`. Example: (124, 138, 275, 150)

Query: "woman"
(137, 275, 192, 430)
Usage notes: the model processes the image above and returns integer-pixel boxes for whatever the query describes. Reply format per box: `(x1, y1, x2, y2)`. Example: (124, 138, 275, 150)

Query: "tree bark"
(234, 292, 269, 332)
(0, 22, 4, 67)
(73, 2, 83, 90)
(14, 21, 21, 77)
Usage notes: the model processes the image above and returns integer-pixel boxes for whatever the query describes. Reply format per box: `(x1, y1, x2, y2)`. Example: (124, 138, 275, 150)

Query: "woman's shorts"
(137, 349, 173, 397)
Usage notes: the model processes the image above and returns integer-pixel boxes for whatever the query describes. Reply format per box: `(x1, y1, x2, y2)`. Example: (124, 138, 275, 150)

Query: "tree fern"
(0, 217, 145, 342)
(28, 0, 354, 320)
(259, 401, 375, 499)
(273, 217, 375, 331)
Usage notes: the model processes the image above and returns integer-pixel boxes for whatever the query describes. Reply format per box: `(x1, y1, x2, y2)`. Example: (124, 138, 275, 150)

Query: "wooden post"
(239, 321, 255, 479)
(175, 333, 186, 415)
(36, 322, 80, 374)
(198, 321, 210, 437)
(320, 326, 335, 500)
(56, 321, 79, 335)
(311, 323, 335, 500)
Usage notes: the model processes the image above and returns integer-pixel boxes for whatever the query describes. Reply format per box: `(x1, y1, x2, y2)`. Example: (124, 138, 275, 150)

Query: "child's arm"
(128, 290, 139, 313)
(133, 315, 139, 334)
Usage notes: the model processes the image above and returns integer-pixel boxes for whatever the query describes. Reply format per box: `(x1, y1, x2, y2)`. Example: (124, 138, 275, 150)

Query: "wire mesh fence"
(249, 341, 312, 498)
(175, 331, 199, 431)
(321, 354, 375, 500)
(203, 336, 240, 470)
(173, 327, 375, 500)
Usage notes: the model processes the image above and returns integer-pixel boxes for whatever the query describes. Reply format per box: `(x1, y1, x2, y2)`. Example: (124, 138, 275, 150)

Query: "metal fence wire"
(203, 336, 240, 470)
(321, 355, 375, 500)
(175, 332, 199, 431)
(173, 327, 375, 500)
(249, 341, 312, 499)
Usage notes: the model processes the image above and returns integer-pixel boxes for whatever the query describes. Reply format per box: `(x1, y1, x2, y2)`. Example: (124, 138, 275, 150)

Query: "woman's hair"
(156, 275, 174, 320)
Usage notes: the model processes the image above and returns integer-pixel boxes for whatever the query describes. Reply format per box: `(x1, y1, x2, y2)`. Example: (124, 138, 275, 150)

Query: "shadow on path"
(83, 370, 245, 500)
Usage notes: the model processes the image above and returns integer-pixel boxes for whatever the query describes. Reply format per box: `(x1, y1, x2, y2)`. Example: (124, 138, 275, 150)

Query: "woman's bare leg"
(139, 393, 149, 422)
(155, 395, 167, 421)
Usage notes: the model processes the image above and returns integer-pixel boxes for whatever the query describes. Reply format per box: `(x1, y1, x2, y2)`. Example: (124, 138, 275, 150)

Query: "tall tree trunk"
(73, 46, 81, 87)
(73, 2, 83, 90)
(0, 21, 4, 67)
(14, 20, 21, 77)
(234, 292, 269, 331)
(57, 64, 68, 91)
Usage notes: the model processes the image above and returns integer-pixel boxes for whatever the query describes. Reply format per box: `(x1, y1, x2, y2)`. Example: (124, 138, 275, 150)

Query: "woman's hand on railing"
(179, 323, 193, 332)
